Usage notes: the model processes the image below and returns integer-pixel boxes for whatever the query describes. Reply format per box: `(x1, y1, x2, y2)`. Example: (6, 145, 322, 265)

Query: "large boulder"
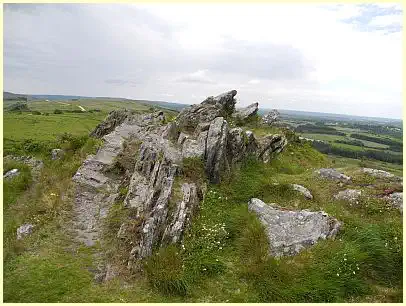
(316, 168, 351, 183)
(248, 198, 341, 257)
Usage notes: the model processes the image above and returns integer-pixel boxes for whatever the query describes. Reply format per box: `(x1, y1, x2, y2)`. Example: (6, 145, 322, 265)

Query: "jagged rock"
(257, 134, 287, 163)
(17, 223, 35, 240)
(233, 102, 258, 121)
(4, 168, 19, 179)
(262, 109, 280, 125)
(182, 134, 207, 159)
(248, 198, 341, 257)
(90, 109, 133, 138)
(316, 168, 351, 183)
(51, 148, 64, 160)
(205, 117, 229, 184)
(384, 192, 403, 212)
(334, 189, 361, 202)
(291, 184, 313, 200)
(162, 183, 200, 244)
(176, 90, 237, 130)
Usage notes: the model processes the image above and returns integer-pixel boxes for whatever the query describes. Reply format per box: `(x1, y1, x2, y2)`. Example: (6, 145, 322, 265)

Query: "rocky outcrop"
(291, 184, 313, 200)
(334, 189, 361, 203)
(263, 109, 280, 125)
(248, 198, 341, 257)
(316, 168, 351, 183)
(73, 90, 289, 276)
(233, 102, 258, 121)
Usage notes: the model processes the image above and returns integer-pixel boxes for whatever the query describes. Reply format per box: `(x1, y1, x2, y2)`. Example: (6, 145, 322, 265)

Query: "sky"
(3, 3, 403, 119)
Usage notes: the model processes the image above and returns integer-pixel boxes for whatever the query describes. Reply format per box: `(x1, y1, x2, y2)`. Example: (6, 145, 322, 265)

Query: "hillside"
(3, 90, 403, 302)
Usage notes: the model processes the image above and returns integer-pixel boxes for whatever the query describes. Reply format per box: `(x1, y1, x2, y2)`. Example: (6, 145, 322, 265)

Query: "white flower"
(337, 273, 340, 276)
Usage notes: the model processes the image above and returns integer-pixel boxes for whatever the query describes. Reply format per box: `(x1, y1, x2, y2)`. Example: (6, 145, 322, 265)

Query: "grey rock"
(233, 102, 259, 121)
(384, 192, 403, 212)
(316, 168, 351, 183)
(162, 183, 199, 244)
(292, 184, 313, 200)
(334, 189, 361, 202)
(177, 132, 189, 146)
(362, 168, 402, 181)
(257, 134, 287, 163)
(248, 198, 341, 257)
(90, 109, 133, 138)
(205, 117, 229, 184)
(181, 130, 208, 159)
(51, 148, 64, 160)
(17, 223, 35, 240)
(262, 109, 280, 125)
(176, 90, 237, 130)
(4, 168, 19, 179)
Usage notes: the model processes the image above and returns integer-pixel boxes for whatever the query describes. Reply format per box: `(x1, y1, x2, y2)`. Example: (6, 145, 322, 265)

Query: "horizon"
(4, 89, 402, 121)
(4, 3, 402, 119)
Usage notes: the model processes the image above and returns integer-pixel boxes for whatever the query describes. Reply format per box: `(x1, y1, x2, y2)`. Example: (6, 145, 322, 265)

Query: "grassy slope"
(3, 110, 403, 302)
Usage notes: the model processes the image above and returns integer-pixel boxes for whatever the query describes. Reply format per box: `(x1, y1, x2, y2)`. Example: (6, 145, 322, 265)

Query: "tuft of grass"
(144, 245, 189, 296)
(3, 161, 33, 210)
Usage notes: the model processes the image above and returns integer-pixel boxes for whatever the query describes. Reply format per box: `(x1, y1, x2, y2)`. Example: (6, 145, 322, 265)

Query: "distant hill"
(3, 91, 28, 101)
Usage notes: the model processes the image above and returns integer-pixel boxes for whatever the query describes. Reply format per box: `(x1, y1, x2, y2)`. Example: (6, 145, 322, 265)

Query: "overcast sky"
(4, 3, 403, 119)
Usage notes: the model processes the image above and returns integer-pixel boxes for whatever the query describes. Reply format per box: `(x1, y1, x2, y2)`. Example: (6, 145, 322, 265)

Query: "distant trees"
(350, 134, 402, 151)
(7, 102, 30, 112)
(311, 141, 402, 165)
(295, 124, 346, 136)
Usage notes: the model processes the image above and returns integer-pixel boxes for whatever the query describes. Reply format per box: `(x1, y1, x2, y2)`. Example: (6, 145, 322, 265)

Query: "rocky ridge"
(71, 90, 288, 277)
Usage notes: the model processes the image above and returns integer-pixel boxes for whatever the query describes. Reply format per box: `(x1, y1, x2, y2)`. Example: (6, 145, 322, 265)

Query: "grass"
(3, 106, 403, 302)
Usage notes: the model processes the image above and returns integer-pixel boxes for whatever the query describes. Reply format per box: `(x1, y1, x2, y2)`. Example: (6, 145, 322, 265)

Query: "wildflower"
(50, 193, 56, 196)
(219, 247, 222, 250)
(353, 271, 356, 274)
(337, 273, 340, 276)
(344, 258, 347, 261)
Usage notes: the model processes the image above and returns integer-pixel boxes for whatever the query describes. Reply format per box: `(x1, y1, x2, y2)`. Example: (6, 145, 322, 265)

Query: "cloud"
(248, 79, 260, 84)
(3, 3, 402, 119)
(176, 69, 216, 84)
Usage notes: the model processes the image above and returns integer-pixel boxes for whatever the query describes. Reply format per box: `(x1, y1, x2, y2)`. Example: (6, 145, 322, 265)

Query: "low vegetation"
(3, 99, 403, 302)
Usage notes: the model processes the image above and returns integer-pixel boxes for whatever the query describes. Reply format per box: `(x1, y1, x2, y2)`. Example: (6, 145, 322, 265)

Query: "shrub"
(31, 111, 42, 115)
(53, 109, 63, 114)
